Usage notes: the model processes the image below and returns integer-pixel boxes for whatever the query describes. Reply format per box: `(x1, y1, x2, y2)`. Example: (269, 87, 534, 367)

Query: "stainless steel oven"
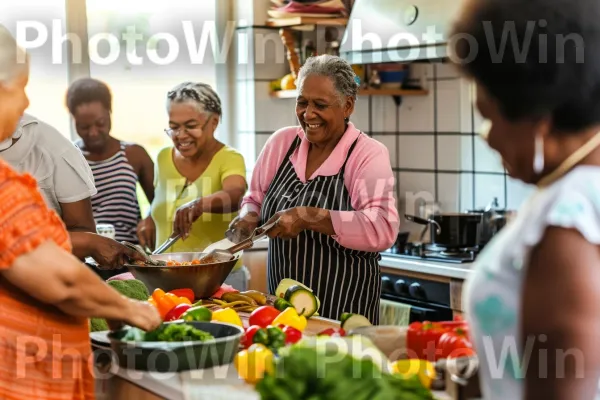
(380, 272, 454, 323)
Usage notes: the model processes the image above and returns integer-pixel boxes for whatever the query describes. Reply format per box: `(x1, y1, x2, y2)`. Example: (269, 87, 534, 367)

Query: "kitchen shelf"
(269, 88, 429, 99)
(266, 16, 348, 29)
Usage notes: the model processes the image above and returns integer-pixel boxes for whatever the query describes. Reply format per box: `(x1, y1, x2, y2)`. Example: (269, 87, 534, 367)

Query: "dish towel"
(379, 299, 412, 326)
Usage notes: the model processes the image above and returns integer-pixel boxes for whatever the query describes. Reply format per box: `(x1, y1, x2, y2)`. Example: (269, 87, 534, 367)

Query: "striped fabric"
(87, 143, 141, 243)
(261, 135, 382, 324)
(0, 159, 94, 400)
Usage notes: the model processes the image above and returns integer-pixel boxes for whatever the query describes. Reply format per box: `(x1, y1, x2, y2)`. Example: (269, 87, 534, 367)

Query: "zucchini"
(276, 278, 321, 310)
(274, 298, 294, 312)
(340, 313, 372, 331)
(284, 285, 319, 318)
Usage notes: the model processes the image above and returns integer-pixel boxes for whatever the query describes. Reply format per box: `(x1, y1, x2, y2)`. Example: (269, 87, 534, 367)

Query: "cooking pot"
(467, 198, 516, 246)
(405, 213, 482, 249)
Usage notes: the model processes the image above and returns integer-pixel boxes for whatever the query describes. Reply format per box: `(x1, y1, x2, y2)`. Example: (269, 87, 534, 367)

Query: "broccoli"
(89, 279, 150, 332)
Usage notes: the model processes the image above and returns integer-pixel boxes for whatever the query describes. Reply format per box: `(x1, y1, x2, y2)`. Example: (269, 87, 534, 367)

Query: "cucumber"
(276, 278, 321, 310)
(284, 285, 319, 318)
(340, 313, 372, 331)
(274, 297, 294, 311)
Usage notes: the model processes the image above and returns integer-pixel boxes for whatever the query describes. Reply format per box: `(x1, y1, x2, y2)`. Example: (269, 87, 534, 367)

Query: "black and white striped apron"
(261, 135, 382, 324)
(87, 143, 141, 243)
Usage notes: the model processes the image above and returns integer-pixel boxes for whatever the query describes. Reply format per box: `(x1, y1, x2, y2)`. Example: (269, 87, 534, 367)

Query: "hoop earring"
(533, 134, 544, 175)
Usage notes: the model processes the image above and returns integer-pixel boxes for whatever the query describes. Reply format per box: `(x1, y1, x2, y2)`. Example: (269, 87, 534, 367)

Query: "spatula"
(197, 218, 279, 263)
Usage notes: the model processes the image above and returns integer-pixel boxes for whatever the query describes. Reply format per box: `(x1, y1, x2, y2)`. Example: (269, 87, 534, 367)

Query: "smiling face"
(0, 69, 29, 140)
(295, 74, 354, 145)
(168, 102, 217, 158)
(73, 101, 112, 152)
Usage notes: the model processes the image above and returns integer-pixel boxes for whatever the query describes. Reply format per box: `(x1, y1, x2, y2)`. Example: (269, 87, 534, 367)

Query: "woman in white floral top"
(450, 0, 600, 398)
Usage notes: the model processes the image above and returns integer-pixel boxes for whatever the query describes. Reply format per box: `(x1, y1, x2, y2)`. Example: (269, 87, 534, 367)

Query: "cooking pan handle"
(404, 214, 442, 234)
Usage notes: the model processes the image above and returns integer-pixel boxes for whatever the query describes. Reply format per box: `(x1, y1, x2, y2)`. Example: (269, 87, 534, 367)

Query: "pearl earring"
(533, 134, 544, 174)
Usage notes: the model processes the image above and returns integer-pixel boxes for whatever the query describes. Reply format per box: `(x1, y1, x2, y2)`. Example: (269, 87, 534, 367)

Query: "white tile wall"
(473, 135, 505, 173)
(474, 174, 505, 209)
(399, 95, 435, 132)
(506, 177, 535, 209)
(460, 173, 475, 210)
(437, 136, 461, 171)
(398, 135, 435, 169)
(438, 172, 460, 212)
(370, 96, 400, 132)
(436, 79, 461, 132)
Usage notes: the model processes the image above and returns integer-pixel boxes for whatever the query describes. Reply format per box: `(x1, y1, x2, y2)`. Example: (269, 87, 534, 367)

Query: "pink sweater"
(241, 123, 400, 252)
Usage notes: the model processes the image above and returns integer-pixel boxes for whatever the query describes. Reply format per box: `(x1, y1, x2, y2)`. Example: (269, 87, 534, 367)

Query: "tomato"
(407, 321, 447, 361)
(282, 326, 303, 344)
(317, 328, 346, 337)
(447, 346, 476, 359)
(438, 327, 473, 359)
(168, 288, 195, 303)
(242, 325, 263, 348)
(249, 306, 281, 328)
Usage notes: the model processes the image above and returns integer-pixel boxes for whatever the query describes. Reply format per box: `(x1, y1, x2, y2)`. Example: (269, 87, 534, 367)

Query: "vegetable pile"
(407, 319, 475, 361)
(122, 322, 214, 342)
(255, 336, 434, 400)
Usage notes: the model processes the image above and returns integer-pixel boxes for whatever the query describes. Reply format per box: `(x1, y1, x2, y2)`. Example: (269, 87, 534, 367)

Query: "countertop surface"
(247, 240, 473, 280)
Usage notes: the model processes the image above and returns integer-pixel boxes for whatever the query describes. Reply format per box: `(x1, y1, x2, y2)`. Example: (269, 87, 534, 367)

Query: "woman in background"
(67, 77, 155, 245)
(0, 25, 161, 400)
(137, 82, 249, 289)
(451, 0, 600, 398)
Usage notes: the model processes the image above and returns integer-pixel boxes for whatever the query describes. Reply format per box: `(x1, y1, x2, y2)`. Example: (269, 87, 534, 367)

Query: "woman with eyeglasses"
(137, 82, 248, 289)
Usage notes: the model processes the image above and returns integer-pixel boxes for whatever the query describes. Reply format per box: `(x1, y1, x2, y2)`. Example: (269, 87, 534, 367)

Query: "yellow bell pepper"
(390, 359, 436, 389)
(211, 308, 243, 327)
(234, 343, 274, 384)
(271, 307, 307, 332)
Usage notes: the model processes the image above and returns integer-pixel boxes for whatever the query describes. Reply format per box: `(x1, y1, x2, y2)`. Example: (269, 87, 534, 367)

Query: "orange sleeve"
(0, 160, 72, 269)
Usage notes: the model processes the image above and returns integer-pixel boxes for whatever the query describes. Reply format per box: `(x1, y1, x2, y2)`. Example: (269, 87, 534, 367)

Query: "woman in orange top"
(0, 25, 162, 399)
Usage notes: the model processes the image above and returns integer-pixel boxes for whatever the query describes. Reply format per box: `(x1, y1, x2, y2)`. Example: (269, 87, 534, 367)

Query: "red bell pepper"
(406, 321, 448, 361)
(168, 288, 195, 303)
(242, 325, 263, 348)
(282, 326, 303, 344)
(164, 303, 192, 321)
(437, 327, 473, 359)
(317, 328, 346, 337)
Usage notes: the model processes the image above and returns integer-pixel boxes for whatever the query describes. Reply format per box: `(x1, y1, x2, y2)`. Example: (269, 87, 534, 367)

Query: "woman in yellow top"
(137, 82, 248, 289)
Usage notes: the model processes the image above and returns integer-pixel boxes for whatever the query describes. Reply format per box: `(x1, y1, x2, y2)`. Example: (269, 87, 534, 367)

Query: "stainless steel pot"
(405, 212, 482, 249)
(467, 198, 516, 246)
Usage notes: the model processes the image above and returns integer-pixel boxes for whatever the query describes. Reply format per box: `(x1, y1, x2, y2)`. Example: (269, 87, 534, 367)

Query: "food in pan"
(121, 322, 214, 342)
(133, 256, 219, 266)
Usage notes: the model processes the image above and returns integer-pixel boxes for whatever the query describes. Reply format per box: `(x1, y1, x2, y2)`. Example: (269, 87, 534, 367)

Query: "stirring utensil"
(121, 241, 166, 266)
(198, 218, 280, 263)
(152, 234, 181, 255)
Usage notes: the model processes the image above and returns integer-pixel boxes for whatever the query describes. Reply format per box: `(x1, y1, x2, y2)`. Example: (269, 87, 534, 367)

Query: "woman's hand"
(227, 212, 260, 243)
(266, 207, 334, 239)
(173, 200, 203, 239)
(89, 235, 146, 269)
(137, 216, 156, 251)
(108, 300, 162, 332)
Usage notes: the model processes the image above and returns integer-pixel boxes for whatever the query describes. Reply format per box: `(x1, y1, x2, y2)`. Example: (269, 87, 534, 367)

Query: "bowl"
(349, 325, 408, 361)
(126, 252, 239, 299)
(106, 321, 244, 372)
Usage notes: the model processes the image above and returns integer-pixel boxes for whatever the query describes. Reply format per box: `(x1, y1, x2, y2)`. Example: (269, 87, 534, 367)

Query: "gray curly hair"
(166, 82, 222, 118)
(296, 55, 359, 104)
(0, 25, 28, 85)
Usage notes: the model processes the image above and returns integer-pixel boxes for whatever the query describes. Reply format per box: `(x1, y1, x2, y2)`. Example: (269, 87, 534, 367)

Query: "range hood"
(340, 0, 464, 64)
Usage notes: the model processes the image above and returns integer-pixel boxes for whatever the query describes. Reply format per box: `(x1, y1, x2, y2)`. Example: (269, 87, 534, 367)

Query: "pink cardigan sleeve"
(330, 141, 400, 252)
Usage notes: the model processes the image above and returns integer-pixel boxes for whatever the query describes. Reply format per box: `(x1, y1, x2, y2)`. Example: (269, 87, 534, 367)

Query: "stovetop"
(383, 242, 479, 264)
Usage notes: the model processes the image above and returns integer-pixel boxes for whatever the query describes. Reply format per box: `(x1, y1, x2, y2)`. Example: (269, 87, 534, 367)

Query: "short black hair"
(449, 0, 599, 133)
(66, 78, 112, 115)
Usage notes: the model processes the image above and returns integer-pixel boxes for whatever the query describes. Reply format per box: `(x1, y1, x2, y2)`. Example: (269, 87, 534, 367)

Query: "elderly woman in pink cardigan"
(229, 55, 399, 324)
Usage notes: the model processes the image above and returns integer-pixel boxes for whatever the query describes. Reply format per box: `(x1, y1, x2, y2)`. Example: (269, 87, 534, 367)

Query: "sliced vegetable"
(168, 288, 195, 303)
(234, 343, 274, 384)
(271, 307, 307, 332)
(211, 308, 243, 327)
(284, 285, 318, 318)
(249, 306, 281, 328)
(390, 359, 436, 389)
(340, 313, 372, 331)
(275, 278, 321, 309)
(273, 298, 293, 312)
(181, 306, 213, 322)
(164, 303, 192, 321)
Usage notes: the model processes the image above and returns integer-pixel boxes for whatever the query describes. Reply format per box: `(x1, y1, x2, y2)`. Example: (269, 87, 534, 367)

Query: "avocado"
(284, 285, 319, 318)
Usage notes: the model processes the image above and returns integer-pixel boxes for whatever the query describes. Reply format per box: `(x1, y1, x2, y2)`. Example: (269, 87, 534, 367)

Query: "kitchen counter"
(379, 254, 473, 280)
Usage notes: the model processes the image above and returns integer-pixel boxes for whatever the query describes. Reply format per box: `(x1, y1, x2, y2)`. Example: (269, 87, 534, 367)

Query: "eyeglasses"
(164, 117, 211, 138)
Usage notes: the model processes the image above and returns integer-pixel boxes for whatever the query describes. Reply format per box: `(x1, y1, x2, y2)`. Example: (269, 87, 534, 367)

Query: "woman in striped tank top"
(67, 78, 155, 245)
